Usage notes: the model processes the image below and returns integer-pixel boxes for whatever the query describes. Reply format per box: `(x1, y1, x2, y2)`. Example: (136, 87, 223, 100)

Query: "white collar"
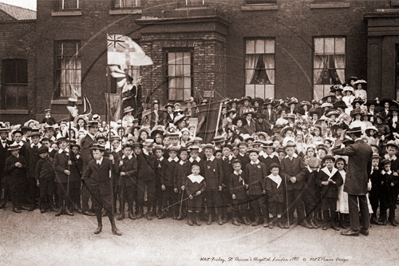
(168, 157, 179, 162)
(239, 153, 246, 157)
(382, 170, 392, 175)
(268, 173, 282, 188)
(321, 166, 338, 178)
(187, 174, 204, 184)
(262, 152, 276, 159)
(179, 160, 188, 165)
(96, 157, 103, 165)
(385, 154, 397, 161)
(59, 148, 69, 154)
(234, 170, 243, 175)
(31, 143, 42, 148)
(122, 154, 133, 160)
(250, 159, 260, 165)
(285, 153, 298, 159)
(142, 149, 149, 156)
(354, 138, 363, 142)
(189, 157, 201, 163)
(307, 165, 314, 173)
(158, 156, 164, 162)
(206, 156, 215, 162)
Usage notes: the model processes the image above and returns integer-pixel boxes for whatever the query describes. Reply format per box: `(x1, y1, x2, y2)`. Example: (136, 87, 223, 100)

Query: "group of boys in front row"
(1, 122, 398, 237)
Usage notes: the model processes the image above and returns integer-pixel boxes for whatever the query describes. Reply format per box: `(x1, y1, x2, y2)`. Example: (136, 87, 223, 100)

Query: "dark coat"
(200, 157, 224, 190)
(262, 108, 277, 124)
(54, 150, 70, 184)
(229, 171, 247, 200)
(235, 153, 250, 169)
(137, 153, 156, 182)
(332, 139, 373, 195)
(118, 155, 138, 187)
(35, 156, 55, 181)
(259, 154, 279, 172)
(264, 174, 286, 203)
(244, 161, 267, 195)
(82, 157, 118, 196)
(80, 134, 95, 172)
(316, 167, 343, 199)
(0, 139, 12, 176)
(280, 155, 307, 190)
(163, 158, 179, 187)
(185, 175, 206, 196)
(69, 153, 83, 182)
(27, 144, 42, 178)
(221, 156, 233, 187)
(4, 154, 27, 181)
(174, 160, 191, 190)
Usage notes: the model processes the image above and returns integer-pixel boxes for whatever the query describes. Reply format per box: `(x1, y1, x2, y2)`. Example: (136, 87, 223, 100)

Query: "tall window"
(245, 39, 275, 99)
(313, 37, 346, 100)
(113, 0, 141, 9)
(54, 0, 80, 10)
(55, 41, 81, 98)
(166, 50, 193, 101)
(2, 59, 28, 109)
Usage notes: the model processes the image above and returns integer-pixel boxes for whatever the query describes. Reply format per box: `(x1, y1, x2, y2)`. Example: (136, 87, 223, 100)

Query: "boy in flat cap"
(4, 144, 27, 213)
(35, 146, 56, 213)
(117, 144, 138, 220)
(245, 148, 268, 227)
(83, 144, 121, 235)
(200, 144, 224, 225)
(280, 143, 308, 228)
(53, 137, 74, 217)
(229, 159, 250, 226)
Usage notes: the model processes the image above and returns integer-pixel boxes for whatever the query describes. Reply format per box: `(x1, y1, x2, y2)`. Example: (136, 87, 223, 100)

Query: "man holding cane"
(332, 126, 373, 236)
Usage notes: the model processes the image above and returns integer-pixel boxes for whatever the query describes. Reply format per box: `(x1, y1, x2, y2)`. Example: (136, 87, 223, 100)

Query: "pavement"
(0, 208, 398, 266)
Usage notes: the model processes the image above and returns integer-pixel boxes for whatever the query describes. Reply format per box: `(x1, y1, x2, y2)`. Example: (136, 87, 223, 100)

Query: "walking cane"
(285, 174, 290, 227)
(178, 189, 184, 218)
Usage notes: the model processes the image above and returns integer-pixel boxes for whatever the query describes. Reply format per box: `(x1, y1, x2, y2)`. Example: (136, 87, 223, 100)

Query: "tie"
(97, 161, 101, 166)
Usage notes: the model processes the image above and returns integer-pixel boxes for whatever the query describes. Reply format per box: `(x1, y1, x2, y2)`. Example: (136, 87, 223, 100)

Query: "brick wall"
(0, 20, 36, 124)
(33, 0, 393, 120)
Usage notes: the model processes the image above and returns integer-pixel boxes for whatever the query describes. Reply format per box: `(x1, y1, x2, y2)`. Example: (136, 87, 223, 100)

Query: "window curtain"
(334, 55, 345, 84)
(263, 54, 275, 84)
(61, 56, 81, 97)
(245, 54, 259, 85)
(313, 55, 324, 84)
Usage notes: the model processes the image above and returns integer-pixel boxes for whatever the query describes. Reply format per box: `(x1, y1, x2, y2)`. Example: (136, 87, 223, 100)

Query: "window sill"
(241, 4, 278, 11)
(0, 109, 28, 115)
(51, 10, 83, 17)
(51, 99, 83, 105)
(310, 2, 350, 9)
(109, 9, 142, 15)
(392, 0, 399, 7)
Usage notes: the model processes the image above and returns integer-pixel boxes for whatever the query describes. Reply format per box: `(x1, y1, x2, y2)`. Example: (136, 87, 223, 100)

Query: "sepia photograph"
(1, 0, 399, 265)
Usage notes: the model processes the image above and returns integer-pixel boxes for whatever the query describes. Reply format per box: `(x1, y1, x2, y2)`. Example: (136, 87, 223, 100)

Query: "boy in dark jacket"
(4, 144, 27, 213)
(245, 148, 268, 227)
(316, 155, 343, 231)
(153, 145, 167, 219)
(200, 144, 224, 225)
(303, 157, 322, 229)
(160, 146, 180, 219)
(185, 163, 206, 226)
(229, 159, 250, 226)
(117, 144, 138, 220)
(70, 142, 83, 213)
(174, 147, 191, 220)
(26, 131, 42, 211)
(35, 146, 56, 213)
(380, 159, 399, 226)
(369, 154, 383, 225)
(264, 163, 287, 229)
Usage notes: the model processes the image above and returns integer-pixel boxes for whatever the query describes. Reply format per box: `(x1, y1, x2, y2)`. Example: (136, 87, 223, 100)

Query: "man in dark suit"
(41, 109, 56, 125)
(80, 121, 98, 216)
(262, 100, 277, 125)
(0, 128, 12, 209)
(162, 103, 175, 126)
(333, 126, 373, 236)
(83, 144, 121, 236)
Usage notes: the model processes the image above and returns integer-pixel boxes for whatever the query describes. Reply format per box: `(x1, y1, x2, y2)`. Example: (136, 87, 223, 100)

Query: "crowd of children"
(1, 77, 399, 234)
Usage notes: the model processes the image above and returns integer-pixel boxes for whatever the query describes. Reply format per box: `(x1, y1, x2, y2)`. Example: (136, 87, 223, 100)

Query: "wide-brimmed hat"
(252, 97, 264, 106)
(173, 114, 186, 125)
(386, 140, 398, 149)
(350, 108, 363, 117)
(321, 102, 334, 109)
(73, 115, 88, 128)
(342, 86, 354, 93)
(353, 79, 367, 86)
(287, 97, 299, 105)
(165, 102, 174, 109)
(351, 97, 364, 107)
(325, 110, 340, 118)
(238, 96, 252, 104)
(309, 108, 322, 117)
(365, 125, 378, 133)
(280, 126, 294, 137)
(346, 126, 362, 134)
(299, 101, 312, 109)
(322, 95, 337, 103)
(226, 109, 237, 116)
(151, 126, 165, 139)
(138, 127, 151, 138)
(124, 106, 134, 113)
(232, 116, 247, 126)
(7, 144, 21, 151)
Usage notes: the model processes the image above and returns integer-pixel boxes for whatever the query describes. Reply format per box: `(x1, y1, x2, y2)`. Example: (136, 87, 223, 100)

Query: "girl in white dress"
(336, 157, 349, 229)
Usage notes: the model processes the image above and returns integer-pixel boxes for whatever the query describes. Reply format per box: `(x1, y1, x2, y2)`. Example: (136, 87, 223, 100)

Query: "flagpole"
(107, 66, 115, 216)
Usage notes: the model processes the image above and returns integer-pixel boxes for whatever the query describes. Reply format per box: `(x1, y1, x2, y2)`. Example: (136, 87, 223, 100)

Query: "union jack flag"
(107, 34, 127, 52)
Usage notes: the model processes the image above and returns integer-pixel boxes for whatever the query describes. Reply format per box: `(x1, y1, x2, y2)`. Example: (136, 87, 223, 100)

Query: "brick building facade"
(2, 0, 399, 121)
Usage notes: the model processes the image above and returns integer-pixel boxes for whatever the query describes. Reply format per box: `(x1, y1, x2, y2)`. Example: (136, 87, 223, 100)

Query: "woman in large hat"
(137, 127, 151, 143)
(353, 79, 367, 102)
(375, 113, 391, 143)
(252, 97, 264, 114)
(342, 86, 355, 115)
(232, 116, 248, 135)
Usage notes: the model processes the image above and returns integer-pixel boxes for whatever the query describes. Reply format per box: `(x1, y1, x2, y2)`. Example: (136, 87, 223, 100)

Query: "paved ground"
(0, 208, 398, 266)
